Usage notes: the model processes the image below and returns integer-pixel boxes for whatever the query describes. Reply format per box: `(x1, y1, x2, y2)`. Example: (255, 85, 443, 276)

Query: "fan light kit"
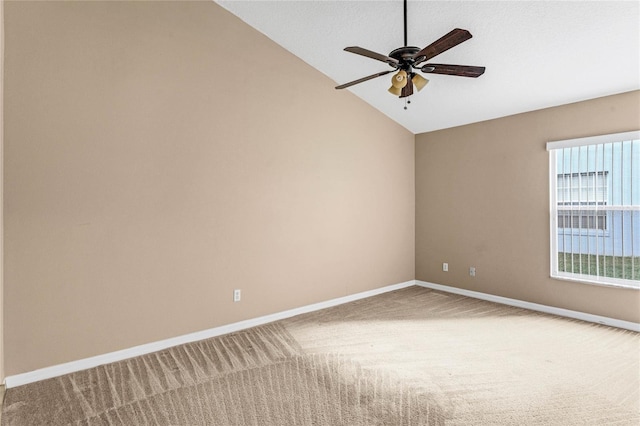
(335, 0, 485, 109)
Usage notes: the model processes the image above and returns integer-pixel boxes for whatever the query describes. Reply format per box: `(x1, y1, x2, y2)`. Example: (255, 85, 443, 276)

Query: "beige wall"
(3, 1, 415, 376)
(416, 91, 640, 323)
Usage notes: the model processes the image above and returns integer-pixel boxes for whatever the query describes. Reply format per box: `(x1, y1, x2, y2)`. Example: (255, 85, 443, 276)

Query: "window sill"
(551, 273, 639, 290)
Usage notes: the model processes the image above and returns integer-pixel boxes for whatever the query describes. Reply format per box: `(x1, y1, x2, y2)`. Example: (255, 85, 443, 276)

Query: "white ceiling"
(216, 1, 640, 134)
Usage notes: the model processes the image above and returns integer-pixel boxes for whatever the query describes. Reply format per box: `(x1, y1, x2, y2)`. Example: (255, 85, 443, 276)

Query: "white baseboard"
(3, 280, 416, 389)
(416, 280, 640, 332)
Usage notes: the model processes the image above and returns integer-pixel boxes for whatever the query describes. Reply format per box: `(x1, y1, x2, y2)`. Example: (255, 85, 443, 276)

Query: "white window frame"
(547, 130, 640, 290)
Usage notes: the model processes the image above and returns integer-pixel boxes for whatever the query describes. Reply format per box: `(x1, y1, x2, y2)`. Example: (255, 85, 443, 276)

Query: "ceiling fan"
(335, 0, 485, 106)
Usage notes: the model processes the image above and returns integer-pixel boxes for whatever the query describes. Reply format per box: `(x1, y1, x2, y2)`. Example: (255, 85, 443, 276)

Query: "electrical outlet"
(233, 289, 241, 302)
(469, 267, 476, 277)
(442, 262, 449, 272)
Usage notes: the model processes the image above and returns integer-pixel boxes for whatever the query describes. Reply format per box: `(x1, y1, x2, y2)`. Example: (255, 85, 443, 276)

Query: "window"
(547, 131, 640, 289)
(557, 209, 607, 231)
(557, 171, 608, 230)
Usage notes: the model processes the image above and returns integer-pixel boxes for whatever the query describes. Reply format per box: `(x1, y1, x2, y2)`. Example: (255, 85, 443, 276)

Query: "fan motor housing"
(389, 46, 422, 67)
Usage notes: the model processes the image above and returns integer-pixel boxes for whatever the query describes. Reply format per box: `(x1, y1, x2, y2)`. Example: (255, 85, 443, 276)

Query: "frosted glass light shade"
(412, 74, 429, 91)
(391, 70, 408, 88)
(388, 85, 402, 96)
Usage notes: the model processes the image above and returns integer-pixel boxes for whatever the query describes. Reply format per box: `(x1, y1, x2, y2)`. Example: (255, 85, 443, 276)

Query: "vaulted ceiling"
(217, 1, 639, 134)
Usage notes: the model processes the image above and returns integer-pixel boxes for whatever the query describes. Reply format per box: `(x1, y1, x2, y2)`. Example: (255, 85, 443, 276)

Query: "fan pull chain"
(404, 97, 411, 110)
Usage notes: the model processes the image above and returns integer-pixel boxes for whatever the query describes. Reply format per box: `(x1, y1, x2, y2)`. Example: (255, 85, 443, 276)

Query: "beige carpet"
(2, 286, 639, 425)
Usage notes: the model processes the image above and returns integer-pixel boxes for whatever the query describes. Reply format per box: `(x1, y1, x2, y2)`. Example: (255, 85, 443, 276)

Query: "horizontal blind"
(549, 132, 640, 288)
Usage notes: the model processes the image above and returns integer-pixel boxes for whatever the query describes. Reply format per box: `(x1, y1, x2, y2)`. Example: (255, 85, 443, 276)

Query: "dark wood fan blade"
(400, 77, 414, 98)
(335, 70, 394, 90)
(344, 47, 399, 66)
(421, 63, 485, 78)
(412, 29, 472, 64)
